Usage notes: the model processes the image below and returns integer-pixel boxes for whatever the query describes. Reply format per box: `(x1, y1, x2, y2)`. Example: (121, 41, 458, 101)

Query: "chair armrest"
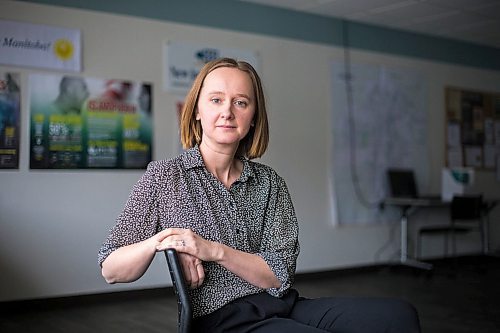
(164, 248, 192, 333)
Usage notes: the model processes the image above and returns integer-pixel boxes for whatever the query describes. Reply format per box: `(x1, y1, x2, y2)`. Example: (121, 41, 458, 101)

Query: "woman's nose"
(220, 103, 234, 119)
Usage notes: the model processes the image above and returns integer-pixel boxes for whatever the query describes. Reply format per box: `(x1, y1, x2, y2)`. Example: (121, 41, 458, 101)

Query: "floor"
(1, 255, 499, 332)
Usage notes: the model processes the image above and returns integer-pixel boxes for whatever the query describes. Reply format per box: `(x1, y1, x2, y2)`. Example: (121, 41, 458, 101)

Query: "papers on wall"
(464, 145, 483, 168)
(445, 87, 500, 174)
(447, 122, 461, 147)
(447, 122, 463, 167)
(495, 121, 500, 145)
(447, 148, 463, 168)
(441, 167, 475, 202)
(484, 145, 496, 169)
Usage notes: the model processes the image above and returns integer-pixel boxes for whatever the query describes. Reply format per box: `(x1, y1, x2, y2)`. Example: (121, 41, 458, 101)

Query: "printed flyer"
(29, 74, 153, 169)
(0, 72, 21, 168)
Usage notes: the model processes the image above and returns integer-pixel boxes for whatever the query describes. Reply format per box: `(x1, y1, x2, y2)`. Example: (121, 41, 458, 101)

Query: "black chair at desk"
(416, 194, 483, 259)
(165, 249, 192, 333)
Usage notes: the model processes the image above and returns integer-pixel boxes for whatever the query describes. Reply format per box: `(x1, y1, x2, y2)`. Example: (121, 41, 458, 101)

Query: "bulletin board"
(445, 87, 500, 170)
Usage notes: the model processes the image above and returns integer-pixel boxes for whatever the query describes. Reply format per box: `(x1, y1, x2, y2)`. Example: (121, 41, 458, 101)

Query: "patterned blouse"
(98, 146, 300, 318)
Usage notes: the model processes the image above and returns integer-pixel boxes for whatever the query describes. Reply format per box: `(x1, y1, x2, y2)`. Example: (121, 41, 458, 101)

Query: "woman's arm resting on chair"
(101, 236, 158, 284)
(156, 228, 281, 290)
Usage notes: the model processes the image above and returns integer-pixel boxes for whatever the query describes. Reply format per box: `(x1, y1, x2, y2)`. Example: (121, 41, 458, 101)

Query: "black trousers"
(193, 289, 421, 333)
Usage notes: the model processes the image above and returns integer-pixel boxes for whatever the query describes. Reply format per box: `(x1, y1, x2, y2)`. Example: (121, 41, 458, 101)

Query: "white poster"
(164, 41, 259, 93)
(0, 20, 81, 72)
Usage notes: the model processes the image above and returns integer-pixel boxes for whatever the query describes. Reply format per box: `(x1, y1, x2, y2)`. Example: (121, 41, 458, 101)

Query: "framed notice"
(445, 87, 500, 170)
(29, 74, 153, 169)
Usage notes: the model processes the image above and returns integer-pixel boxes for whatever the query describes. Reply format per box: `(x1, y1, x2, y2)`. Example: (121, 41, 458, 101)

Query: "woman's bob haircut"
(180, 57, 269, 159)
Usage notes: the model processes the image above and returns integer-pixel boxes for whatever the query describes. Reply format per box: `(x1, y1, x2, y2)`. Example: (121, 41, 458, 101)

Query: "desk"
(384, 197, 448, 270)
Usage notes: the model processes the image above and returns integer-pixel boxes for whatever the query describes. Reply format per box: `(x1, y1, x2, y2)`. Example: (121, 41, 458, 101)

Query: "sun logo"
(53, 39, 74, 61)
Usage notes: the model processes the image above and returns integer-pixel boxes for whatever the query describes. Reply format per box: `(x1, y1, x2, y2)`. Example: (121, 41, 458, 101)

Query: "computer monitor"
(387, 169, 418, 198)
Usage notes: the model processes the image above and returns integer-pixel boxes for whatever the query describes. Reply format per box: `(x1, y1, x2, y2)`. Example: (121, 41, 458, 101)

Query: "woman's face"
(196, 67, 255, 151)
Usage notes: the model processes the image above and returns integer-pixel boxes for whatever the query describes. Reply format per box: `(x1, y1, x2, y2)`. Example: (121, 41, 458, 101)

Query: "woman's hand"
(178, 252, 205, 289)
(156, 228, 215, 288)
(155, 228, 222, 262)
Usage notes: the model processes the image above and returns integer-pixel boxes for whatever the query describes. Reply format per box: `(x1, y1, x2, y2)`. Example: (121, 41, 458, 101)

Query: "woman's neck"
(199, 141, 242, 188)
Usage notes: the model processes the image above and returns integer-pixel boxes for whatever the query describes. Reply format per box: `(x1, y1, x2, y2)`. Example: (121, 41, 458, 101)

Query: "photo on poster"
(29, 73, 153, 169)
(0, 72, 20, 169)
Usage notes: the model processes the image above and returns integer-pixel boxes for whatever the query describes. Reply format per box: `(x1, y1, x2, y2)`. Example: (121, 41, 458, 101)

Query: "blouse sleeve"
(257, 176, 300, 297)
(97, 162, 162, 266)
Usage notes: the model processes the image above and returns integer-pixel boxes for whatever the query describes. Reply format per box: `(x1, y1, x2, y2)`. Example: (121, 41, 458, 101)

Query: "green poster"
(30, 74, 153, 169)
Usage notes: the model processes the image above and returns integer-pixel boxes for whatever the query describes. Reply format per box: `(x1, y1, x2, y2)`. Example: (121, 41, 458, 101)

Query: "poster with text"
(0, 19, 81, 72)
(30, 74, 153, 169)
(164, 41, 259, 93)
(0, 72, 21, 169)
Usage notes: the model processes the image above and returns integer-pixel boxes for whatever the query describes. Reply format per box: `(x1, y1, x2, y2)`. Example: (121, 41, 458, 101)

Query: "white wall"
(1, 0, 499, 302)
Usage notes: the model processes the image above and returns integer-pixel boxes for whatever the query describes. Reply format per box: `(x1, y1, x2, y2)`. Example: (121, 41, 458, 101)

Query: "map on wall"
(331, 62, 428, 225)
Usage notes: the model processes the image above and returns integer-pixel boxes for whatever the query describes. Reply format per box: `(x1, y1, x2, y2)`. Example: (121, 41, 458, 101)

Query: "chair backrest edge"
(164, 248, 193, 333)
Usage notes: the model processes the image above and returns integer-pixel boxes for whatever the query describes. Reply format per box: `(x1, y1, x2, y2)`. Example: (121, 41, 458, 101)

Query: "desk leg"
(401, 214, 408, 263)
(483, 215, 489, 255)
(399, 213, 433, 270)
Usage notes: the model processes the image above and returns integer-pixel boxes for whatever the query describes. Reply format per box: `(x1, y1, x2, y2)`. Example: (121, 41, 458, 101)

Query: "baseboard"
(0, 286, 175, 313)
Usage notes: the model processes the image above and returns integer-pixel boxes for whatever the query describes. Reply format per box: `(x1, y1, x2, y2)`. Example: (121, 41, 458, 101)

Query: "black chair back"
(165, 249, 192, 333)
(451, 195, 482, 221)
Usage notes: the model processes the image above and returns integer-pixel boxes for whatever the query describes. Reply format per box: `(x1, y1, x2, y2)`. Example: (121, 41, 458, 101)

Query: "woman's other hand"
(178, 252, 205, 289)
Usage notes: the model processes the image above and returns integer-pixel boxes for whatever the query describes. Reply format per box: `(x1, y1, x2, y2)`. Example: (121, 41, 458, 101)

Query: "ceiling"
(238, 0, 500, 49)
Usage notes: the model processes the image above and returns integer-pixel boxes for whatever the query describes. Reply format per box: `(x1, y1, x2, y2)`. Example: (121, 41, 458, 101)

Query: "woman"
(98, 58, 421, 332)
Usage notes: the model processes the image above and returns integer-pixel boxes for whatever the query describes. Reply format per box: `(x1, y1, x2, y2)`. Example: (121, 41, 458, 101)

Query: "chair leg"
(444, 232, 449, 258)
(480, 219, 485, 255)
(451, 229, 456, 257)
(417, 232, 422, 259)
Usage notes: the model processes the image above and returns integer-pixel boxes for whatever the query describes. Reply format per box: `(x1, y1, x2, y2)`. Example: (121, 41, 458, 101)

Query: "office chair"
(416, 194, 483, 259)
(164, 249, 193, 333)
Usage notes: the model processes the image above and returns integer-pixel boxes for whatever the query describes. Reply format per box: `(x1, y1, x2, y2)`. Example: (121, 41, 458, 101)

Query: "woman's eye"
(211, 98, 221, 104)
(235, 100, 248, 107)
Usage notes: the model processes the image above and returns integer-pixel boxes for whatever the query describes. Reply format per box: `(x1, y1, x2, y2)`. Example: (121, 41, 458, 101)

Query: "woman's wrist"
(212, 241, 226, 262)
(146, 234, 162, 253)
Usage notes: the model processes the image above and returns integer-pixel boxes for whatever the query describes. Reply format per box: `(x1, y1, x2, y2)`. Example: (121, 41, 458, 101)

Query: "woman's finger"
(196, 261, 205, 287)
(156, 228, 191, 242)
(156, 236, 187, 251)
(178, 253, 202, 289)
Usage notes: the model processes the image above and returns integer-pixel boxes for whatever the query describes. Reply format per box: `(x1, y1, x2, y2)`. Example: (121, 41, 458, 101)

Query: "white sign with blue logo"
(0, 20, 81, 72)
(164, 41, 259, 93)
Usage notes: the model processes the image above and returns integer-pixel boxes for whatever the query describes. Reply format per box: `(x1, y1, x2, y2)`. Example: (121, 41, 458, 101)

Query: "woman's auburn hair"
(179, 57, 269, 159)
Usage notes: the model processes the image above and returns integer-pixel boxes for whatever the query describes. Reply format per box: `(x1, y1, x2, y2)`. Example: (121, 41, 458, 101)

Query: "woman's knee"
(383, 298, 421, 332)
